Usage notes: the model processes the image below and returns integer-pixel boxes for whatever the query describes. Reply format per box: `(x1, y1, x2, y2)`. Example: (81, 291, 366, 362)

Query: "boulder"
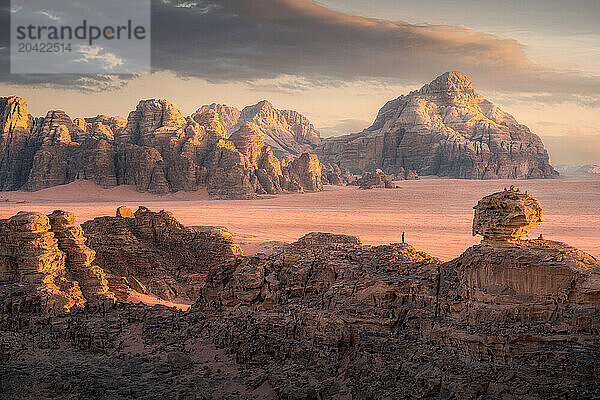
(358, 169, 394, 189)
(473, 186, 544, 241)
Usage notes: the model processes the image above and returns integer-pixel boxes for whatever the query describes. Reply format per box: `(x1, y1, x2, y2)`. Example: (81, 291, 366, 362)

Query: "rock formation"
(0, 96, 36, 190)
(317, 71, 558, 179)
(47, 210, 115, 303)
(81, 206, 243, 302)
(2, 191, 600, 399)
(196, 100, 321, 157)
(392, 167, 419, 181)
(473, 186, 544, 241)
(0, 210, 115, 311)
(358, 169, 395, 189)
(0, 96, 325, 199)
(282, 152, 323, 192)
(320, 161, 355, 185)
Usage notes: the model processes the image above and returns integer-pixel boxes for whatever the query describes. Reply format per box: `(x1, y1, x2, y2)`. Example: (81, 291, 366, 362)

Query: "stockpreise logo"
(11, 0, 150, 74)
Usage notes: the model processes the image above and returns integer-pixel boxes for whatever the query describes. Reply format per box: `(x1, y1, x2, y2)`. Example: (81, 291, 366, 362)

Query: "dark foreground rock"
(1, 190, 599, 399)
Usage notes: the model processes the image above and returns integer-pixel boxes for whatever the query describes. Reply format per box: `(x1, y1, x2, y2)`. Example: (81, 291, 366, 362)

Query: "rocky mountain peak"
(317, 71, 556, 179)
(194, 100, 321, 157)
(240, 100, 276, 122)
(420, 71, 475, 95)
(193, 103, 241, 133)
(255, 99, 274, 111)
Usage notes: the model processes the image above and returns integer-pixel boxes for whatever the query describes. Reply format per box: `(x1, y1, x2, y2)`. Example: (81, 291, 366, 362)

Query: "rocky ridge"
(0, 97, 328, 199)
(196, 100, 321, 157)
(1, 190, 600, 398)
(81, 206, 242, 302)
(317, 71, 558, 179)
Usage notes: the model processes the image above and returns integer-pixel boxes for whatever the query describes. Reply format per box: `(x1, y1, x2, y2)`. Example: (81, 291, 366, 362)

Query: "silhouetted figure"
(402, 232, 405, 244)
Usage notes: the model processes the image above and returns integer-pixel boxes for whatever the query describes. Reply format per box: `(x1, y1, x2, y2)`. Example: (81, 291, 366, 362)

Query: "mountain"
(0, 97, 324, 198)
(195, 100, 321, 158)
(317, 71, 558, 179)
(555, 164, 600, 175)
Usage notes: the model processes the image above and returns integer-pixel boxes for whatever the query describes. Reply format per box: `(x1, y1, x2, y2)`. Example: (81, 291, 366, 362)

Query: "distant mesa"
(555, 164, 600, 175)
(317, 71, 558, 179)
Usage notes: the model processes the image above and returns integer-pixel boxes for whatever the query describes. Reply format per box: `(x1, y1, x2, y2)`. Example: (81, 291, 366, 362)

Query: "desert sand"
(0, 176, 598, 261)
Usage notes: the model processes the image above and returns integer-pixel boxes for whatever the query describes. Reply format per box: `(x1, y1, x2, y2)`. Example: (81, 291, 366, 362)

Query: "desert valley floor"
(0, 175, 598, 261)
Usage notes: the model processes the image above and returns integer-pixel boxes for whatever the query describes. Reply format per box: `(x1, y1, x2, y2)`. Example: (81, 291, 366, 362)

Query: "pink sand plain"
(0, 176, 598, 261)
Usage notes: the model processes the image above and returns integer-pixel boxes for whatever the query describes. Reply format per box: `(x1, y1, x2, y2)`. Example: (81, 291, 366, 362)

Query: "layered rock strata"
(81, 206, 243, 302)
(0, 210, 115, 311)
(1, 191, 600, 398)
(0, 97, 324, 199)
(47, 210, 115, 303)
(317, 71, 558, 179)
(473, 186, 544, 241)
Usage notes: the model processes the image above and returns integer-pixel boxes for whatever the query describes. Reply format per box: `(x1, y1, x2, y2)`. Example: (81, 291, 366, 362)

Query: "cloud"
(0, 3, 133, 91)
(74, 46, 125, 70)
(149, 0, 600, 96)
(1, 0, 599, 98)
(38, 10, 62, 22)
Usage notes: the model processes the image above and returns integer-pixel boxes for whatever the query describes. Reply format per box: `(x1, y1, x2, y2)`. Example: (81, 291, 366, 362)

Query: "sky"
(1, 0, 599, 165)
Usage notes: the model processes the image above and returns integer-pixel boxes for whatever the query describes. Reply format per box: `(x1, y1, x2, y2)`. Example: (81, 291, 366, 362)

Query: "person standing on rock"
(402, 232, 405, 244)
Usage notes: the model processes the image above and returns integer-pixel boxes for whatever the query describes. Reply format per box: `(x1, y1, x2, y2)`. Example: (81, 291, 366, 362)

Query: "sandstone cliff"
(81, 206, 243, 302)
(317, 72, 558, 179)
(0, 210, 114, 312)
(0, 96, 325, 199)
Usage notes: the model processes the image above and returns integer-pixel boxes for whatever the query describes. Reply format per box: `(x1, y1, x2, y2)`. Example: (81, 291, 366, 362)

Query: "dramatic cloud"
(149, 0, 600, 96)
(1, 0, 599, 97)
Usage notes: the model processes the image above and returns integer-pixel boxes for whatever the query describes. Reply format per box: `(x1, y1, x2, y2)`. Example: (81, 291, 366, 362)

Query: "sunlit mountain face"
(1, 0, 599, 167)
